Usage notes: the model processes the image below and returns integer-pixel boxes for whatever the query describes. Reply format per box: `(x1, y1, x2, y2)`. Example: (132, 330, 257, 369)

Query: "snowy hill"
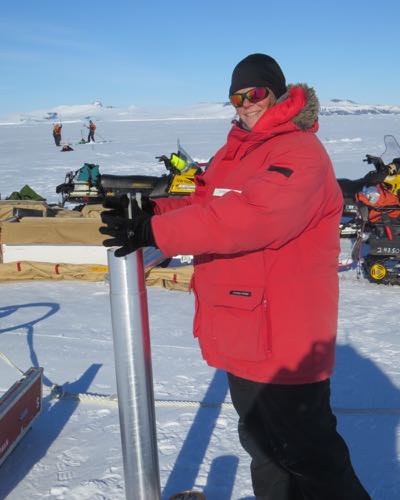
(2, 97, 400, 125)
(0, 101, 235, 125)
(320, 98, 400, 115)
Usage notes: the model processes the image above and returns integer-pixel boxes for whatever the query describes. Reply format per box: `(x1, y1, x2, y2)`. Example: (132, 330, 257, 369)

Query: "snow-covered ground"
(0, 106, 399, 499)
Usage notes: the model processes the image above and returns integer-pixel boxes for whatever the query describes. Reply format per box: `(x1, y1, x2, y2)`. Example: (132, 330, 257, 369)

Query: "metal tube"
(143, 246, 169, 271)
(107, 247, 161, 500)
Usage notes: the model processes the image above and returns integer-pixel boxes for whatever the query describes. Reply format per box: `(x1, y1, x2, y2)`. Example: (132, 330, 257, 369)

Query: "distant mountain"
(320, 99, 400, 115)
(0, 102, 235, 125)
(2, 98, 400, 125)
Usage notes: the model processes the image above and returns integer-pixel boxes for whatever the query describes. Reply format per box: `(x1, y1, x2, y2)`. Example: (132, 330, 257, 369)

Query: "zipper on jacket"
(263, 298, 272, 358)
(189, 274, 194, 294)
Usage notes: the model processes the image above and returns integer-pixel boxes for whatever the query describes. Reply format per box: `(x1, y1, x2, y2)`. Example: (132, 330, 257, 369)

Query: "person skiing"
(100, 53, 371, 500)
(52, 123, 62, 146)
(87, 120, 96, 143)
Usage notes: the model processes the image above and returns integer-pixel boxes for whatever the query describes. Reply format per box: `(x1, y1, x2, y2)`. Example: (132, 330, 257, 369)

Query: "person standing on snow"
(87, 120, 96, 143)
(100, 53, 371, 500)
(52, 123, 62, 146)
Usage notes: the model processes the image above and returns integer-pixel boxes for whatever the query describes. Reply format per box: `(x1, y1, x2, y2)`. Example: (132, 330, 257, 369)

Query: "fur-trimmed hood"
(255, 83, 320, 134)
(287, 83, 320, 130)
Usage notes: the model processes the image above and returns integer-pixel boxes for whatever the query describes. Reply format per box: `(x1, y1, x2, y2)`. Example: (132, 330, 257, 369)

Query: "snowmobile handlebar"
(156, 153, 203, 175)
(56, 146, 206, 207)
(98, 174, 171, 200)
(363, 154, 386, 172)
(362, 154, 400, 177)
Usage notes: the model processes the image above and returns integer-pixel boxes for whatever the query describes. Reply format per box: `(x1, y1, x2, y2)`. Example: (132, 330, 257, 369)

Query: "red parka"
(151, 85, 343, 384)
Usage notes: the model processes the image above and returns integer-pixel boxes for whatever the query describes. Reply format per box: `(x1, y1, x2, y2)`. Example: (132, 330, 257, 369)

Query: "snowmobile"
(337, 141, 397, 238)
(338, 135, 400, 284)
(56, 141, 205, 206)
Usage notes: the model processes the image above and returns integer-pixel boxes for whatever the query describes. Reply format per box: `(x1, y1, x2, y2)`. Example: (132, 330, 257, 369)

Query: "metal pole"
(107, 247, 162, 500)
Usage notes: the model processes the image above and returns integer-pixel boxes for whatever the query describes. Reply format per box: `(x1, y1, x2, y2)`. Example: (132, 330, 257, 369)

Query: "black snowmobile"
(56, 141, 204, 207)
(337, 135, 400, 285)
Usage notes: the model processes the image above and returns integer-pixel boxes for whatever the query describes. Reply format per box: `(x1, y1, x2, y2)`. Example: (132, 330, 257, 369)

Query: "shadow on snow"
(0, 302, 102, 498)
(162, 369, 239, 499)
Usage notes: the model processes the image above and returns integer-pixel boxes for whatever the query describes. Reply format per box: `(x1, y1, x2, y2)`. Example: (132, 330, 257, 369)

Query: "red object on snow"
(0, 367, 43, 466)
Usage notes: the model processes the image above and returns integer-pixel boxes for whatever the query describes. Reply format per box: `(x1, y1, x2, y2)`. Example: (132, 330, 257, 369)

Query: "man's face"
(235, 87, 276, 129)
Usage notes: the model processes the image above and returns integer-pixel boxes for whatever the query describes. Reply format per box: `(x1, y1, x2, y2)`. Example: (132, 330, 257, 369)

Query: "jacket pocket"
(211, 284, 271, 361)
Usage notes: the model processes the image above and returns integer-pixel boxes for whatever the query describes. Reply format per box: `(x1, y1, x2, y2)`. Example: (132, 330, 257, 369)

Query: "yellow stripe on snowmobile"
(169, 175, 196, 194)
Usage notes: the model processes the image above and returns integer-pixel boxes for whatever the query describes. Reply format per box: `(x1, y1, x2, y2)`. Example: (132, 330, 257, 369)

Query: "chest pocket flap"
(210, 284, 264, 309)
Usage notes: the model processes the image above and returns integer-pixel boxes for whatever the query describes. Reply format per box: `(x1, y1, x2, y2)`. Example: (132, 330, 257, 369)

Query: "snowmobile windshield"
(177, 139, 197, 168)
(381, 135, 400, 165)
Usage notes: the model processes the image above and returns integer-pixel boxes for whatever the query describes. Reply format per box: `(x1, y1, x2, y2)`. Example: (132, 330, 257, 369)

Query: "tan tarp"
(0, 200, 87, 220)
(145, 265, 193, 292)
(0, 200, 48, 220)
(51, 208, 85, 218)
(1, 218, 106, 245)
(0, 260, 193, 290)
(0, 200, 193, 290)
(79, 204, 104, 218)
(0, 261, 108, 282)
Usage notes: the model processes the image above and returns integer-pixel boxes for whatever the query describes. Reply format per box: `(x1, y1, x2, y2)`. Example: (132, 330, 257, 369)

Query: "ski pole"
(97, 132, 107, 142)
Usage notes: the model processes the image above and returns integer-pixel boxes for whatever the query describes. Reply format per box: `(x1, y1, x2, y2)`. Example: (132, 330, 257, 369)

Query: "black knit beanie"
(229, 53, 287, 98)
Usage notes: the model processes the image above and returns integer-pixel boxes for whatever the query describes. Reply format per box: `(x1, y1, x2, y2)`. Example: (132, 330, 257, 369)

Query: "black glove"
(388, 159, 400, 175)
(140, 196, 156, 215)
(157, 153, 188, 173)
(362, 167, 389, 186)
(99, 195, 157, 257)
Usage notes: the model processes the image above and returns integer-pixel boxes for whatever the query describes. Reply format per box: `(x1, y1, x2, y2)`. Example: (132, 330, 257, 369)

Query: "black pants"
(87, 131, 95, 142)
(53, 133, 61, 146)
(227, 373, 371, 500)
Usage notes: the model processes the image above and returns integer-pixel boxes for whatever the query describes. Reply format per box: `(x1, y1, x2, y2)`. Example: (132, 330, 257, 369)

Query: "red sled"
(0, 367, 43, 466)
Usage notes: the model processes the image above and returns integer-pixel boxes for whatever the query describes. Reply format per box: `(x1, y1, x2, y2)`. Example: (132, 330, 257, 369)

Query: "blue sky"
(2, 0, 400, 114)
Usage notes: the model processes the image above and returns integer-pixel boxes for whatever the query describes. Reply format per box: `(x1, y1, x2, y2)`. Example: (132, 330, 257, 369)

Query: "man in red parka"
(100, 53, 371, 500)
